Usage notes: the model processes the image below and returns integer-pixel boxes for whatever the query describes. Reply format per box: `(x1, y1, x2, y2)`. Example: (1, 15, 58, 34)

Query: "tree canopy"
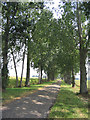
(1, 1, 89, 94)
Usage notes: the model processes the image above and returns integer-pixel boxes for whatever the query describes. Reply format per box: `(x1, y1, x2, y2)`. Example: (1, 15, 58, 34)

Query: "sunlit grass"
(8, 77, 47, 88)
(75, 80, 90, 89)
(48, 80, 88, 118)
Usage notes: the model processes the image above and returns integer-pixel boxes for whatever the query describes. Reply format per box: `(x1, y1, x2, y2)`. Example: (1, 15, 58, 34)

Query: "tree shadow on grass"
(2, 86, 43, 102)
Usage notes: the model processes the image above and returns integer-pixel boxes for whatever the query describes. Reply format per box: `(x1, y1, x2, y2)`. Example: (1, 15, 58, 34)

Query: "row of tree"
(1, 2, 90, 94)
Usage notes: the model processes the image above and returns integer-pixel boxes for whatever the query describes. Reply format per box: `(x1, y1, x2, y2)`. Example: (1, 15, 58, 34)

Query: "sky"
(45, 0, 63, 19)
(8, 56, 38, 77)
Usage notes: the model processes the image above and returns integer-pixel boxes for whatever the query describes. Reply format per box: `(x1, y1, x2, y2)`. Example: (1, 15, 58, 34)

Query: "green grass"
(2, 78, 57, 105)
(8, 77, 47, 88)
(48, 80, 88, 118)
(75, 80, 90, 89)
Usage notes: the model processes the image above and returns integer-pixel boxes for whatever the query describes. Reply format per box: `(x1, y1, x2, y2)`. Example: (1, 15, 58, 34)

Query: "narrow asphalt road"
(2, 81, 61, 118)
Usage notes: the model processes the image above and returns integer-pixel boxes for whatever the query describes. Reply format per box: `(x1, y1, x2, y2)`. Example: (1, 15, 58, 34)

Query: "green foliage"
(80, 2, 90, 19)
(2, 2, 44, 88)
(2, 2, 89, 90)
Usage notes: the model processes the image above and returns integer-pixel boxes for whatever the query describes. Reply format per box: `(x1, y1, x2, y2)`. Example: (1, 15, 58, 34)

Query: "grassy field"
(2, 77, 57, 105)
(8, 77, 47, 88)
(75, 80, 90, 89)
(48, 80, 89, 118)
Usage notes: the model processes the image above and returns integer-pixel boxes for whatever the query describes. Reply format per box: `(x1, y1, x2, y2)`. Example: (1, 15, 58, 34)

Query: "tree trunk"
(80, 49, 88, 94)
(64, 72, 71, 85)
(25, 39, 30, 87)
(47, 71, 52, 81)
(77, 2, 88, 94)
(47, 72, 50, 81)
(2, 15, 9, 90)
(64, 74, 67, 83)
(19, 46, 26, 87)
(25, 54, 30, 87)
(51, 71, 55, 80)
(11, 50, 18, 87)
(72, 68, 75, 87)
(39, 65, 42, 84)
(67, 72, 71, 85)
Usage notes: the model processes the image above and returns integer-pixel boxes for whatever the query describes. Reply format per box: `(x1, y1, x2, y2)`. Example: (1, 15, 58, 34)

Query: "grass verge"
(48, 80, 89, 118)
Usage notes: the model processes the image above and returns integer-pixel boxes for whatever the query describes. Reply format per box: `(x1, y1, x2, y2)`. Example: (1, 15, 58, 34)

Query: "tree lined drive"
(1, 1, 90, 95)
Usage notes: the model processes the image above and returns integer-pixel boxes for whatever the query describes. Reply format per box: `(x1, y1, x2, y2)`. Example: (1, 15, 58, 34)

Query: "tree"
(24, 2, 44, 86)
(77, 2, 89, 94)
(2, 2, 44, 88)
(32, 9, 54, 83)
(60, 2, 89, 93)
(2, 2, 27, 88)
(56, 14, 79, 85)
(2, 2, 13, 89)
(19, 39, 26, 87)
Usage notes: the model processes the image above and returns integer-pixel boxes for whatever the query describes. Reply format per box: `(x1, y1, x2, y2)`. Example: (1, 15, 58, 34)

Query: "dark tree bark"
(40, 65, 43, 84)
(47, 63, 52, 81)
(67, 72, 71, 85)
(25, 55, 30, 87)
(2, 15, 9, 90)
(64, 72, 71, 85)
(38, 65, 43, 84)
(19, 45, 26, 87)
(64, 74, 67, 83)
(80, 48, 88, 94)
(77, 3, 88, 94)
(47, 71, 52, 81)
(11, 50, 18, 87)
(51, 71, 55, 80)
(25, 39, 30, 87)
(72, 68, 75, 87)
(47, 72, 50, 81)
